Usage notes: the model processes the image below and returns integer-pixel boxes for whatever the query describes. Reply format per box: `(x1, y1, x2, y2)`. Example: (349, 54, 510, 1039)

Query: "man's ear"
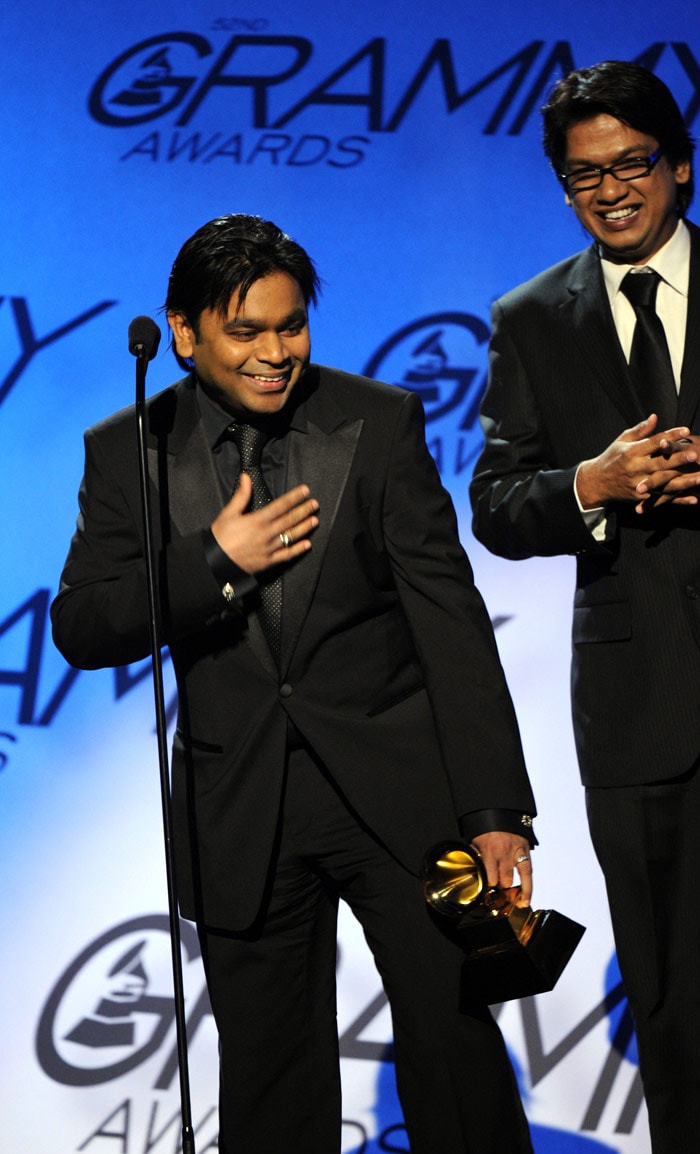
(167, 311, 196, 360)
(564, 192, 572, 207)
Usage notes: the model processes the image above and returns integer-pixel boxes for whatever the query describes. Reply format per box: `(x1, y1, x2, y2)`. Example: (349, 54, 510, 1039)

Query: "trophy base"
(455, 907, 586, 1006)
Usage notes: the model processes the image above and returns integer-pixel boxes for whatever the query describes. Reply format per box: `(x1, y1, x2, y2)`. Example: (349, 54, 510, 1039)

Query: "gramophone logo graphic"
(63, 941, 150, 1049)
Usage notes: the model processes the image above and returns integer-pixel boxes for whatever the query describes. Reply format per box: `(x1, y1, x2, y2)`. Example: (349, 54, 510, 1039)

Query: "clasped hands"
(211, 472, 319, 574)
(576, 413, 700, 514)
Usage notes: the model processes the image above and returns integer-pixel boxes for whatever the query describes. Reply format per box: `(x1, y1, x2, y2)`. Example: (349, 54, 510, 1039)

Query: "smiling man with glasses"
(471, 61, 700, 1154)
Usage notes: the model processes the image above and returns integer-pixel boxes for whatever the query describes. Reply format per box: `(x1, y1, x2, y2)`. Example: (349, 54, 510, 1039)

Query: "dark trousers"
(586, 762, 700, 1154)
(198, 744, 533, 1154)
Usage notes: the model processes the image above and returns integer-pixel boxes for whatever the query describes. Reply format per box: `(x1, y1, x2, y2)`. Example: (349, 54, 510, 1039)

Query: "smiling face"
(167, 270, 311, 417)
(563, 114, 691, 264)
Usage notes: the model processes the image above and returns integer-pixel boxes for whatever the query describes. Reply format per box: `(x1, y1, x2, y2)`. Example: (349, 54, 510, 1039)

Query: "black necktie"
(228, 422, 282, 661)
(620, 269, 677, 427)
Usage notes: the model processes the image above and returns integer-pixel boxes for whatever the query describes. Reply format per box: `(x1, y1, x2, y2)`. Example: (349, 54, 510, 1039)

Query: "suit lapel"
(146, 378, 225, 536)
(279, 377, 363, 674)
(562, 247, 645, 422)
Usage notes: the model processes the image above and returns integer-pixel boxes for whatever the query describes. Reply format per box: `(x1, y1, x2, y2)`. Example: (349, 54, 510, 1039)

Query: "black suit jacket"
(471, 222, 700, 790)
(52, 364, 534, 930)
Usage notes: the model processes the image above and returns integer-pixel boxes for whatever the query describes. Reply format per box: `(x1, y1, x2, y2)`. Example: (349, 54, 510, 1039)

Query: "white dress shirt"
(576, 219, 691, 535)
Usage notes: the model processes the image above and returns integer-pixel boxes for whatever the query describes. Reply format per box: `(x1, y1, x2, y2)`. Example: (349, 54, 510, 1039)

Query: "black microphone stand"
(129, 317, 196, 1154)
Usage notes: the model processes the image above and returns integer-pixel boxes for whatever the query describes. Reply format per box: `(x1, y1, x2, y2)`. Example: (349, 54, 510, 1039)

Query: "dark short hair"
(542, 60, 695, 215)
(164, 213, 321, 369)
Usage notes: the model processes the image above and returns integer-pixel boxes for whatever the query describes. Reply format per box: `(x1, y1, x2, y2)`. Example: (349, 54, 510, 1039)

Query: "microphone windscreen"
(128, 315, 161, 360)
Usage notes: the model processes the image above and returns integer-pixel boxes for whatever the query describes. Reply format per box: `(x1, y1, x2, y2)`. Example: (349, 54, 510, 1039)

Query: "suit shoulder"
(311, 363, 412, 414)
(85, 376, 192, 442)
(495, 247, 596, 314)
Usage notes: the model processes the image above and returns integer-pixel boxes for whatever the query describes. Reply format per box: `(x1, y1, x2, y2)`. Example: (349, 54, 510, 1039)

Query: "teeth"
(604, 207, 636, 220)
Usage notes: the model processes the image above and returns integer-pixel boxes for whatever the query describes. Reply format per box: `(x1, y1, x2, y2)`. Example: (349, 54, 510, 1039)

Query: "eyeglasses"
(560, 148, 664, 193)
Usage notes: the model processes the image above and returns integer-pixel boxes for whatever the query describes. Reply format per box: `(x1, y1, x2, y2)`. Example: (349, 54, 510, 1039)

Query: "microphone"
(127, 308, 196, 1154)
(128, 315, 161, 360)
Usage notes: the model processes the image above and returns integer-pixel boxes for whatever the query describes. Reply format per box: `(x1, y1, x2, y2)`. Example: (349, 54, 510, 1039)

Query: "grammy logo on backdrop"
(422, 843, 585, 1005)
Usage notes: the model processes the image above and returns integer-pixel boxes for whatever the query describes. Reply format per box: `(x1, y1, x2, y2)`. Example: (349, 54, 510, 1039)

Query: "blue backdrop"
(4, 4, 700, 1151)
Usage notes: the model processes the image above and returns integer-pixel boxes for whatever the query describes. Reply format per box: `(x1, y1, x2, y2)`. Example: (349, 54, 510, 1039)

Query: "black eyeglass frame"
(560, 148, 665, 194)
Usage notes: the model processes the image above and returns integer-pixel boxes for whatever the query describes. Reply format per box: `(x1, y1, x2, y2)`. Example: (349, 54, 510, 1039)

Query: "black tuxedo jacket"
(53, 365, 534, 930)
(471, 222, 700, 790)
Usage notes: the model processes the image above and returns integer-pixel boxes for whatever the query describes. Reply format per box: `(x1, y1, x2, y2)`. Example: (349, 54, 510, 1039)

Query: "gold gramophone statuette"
(422, 842, 585, 1004)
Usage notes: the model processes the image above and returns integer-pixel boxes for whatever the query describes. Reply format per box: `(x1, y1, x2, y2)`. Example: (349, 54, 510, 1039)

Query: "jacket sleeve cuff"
(459, 808, 537, 847)
(202, 528, 258, 603)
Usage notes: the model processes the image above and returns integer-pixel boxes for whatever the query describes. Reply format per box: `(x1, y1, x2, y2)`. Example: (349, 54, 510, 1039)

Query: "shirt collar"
(601, 218, 690, 301)
(195, 377, 309, 450)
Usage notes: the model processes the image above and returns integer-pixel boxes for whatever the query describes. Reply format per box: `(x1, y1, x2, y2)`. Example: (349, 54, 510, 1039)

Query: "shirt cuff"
(202, 528, 258, 603)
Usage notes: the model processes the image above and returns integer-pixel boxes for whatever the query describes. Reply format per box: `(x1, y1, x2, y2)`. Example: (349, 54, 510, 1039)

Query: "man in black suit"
(470, 62, 700, 1154)
(52, 214, 536, 1154)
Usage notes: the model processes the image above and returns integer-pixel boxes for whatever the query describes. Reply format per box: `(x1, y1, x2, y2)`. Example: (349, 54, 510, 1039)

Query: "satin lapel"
(146, 380, 277, 677)
(676, 227, 700, 429)
(150, 420, 224, 536)
(146, 379, 225, 536)
(562, 248, 644, 423)
(279, 415, 363, 675)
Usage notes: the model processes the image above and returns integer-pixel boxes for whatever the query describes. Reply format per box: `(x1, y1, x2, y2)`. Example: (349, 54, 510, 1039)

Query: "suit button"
(686, 585, 698, 600)
(279, 683, 293, 698)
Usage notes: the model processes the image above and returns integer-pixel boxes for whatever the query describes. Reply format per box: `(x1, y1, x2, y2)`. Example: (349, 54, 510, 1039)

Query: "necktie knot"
(620, 268, 661, 310)
(227, 422, 272, 513)
(228, 422, 267, 470)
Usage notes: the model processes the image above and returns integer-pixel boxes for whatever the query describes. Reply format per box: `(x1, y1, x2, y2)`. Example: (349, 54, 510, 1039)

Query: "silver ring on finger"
(279, 531, 293, 548)
(515, 854, 530, 865)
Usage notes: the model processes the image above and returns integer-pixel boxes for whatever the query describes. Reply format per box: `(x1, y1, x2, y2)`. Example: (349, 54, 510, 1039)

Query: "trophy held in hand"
(422, 842, 585, 1005)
